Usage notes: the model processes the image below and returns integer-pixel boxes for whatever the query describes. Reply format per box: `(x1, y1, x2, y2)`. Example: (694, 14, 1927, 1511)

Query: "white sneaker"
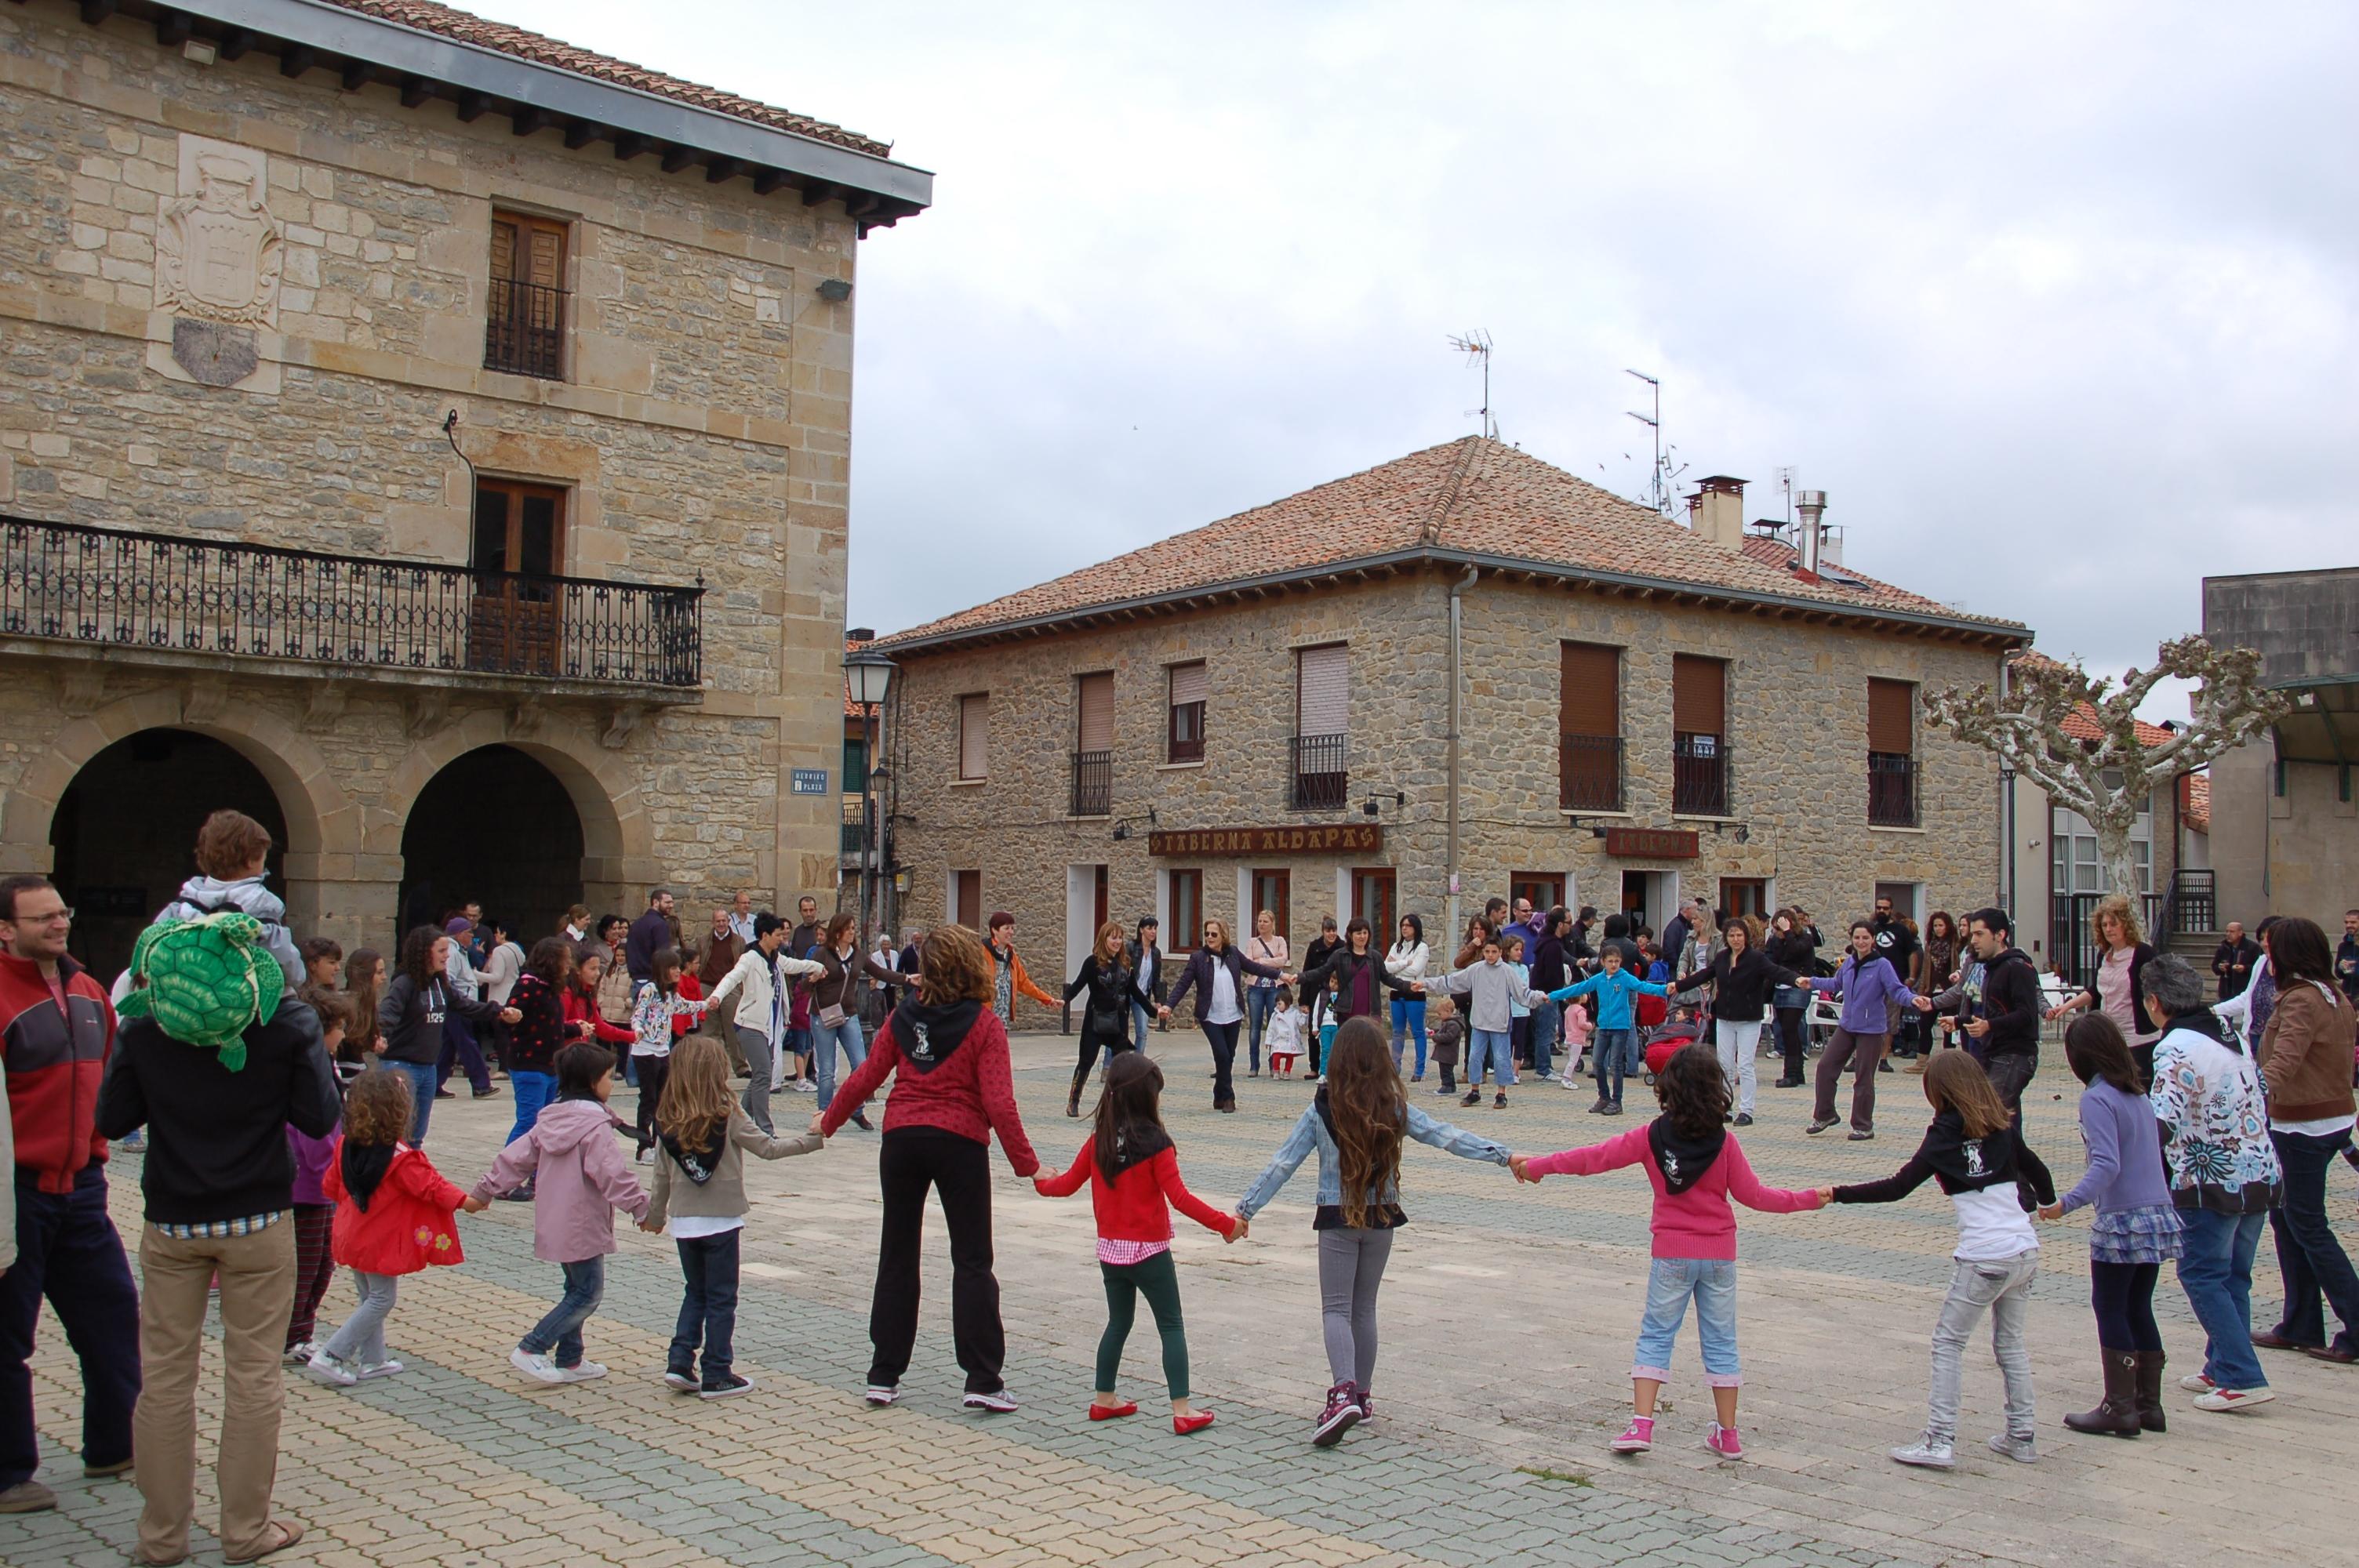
(1890, 1436, 1955, 1469)
(794, 1080, 819, 1094)
(283, 1341, 315, 1367)
(962, 1387, 1019, 1413)
(864, 1385, 899, 1406)
(2193, 1386, 2276, 1414)
(2179, 1371, 2218, 1393)
(554, 1360, 608, 1383)
(635, 1149, 653, 1164)
(1985, 1432, 2039, 1465)
(356, 1359, 405, 1381)
(510, 1348, 565, 1384)
(304, 1352, 357, 1388)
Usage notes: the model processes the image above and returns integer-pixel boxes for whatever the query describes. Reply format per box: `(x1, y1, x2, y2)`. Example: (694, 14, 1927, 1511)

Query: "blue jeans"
(1467, 1028, 1513, 1089)
(1592, 1028, 1635, 1105)
(1132, 999, 1156, 1055)
(670, 1231, 741, 1386)
(0, 1167, 139, 1486)
(2178, 1207, 2268, 1391)
(387, 1060, 441, 1145)
(2269, 1127, 2359, 1354)
(1390, 997, 1428, 1076)
(1247, 986, 1279, 1072)
(812, 1015, 867, 1106)
(1529, 1002, 1556, 1077)
(521, 1257, 605, 1368)
(1633, 1256, 1741, 1386)
(505, 1069, 554, 1145)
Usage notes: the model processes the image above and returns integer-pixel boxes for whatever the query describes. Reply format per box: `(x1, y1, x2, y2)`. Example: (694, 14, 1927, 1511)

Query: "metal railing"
(1290, 732, 1348, 811)
(840, 796, 867, 855)
(485, 278, 567, 379)
(1559, 733, 1624, 811)
(0, 514, 702, 688)
(2048, 890, 2168, 989)
(1672, 731, 1729, 816)
(2159, 868, 2215, 940)
(1868, 752, 1918, 827)
(1070, 750, 1112, 817)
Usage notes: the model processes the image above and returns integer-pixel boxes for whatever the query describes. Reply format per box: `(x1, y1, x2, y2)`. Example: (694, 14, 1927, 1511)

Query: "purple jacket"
(287, 1122, 338, 1207)
(1805, 953, 1914, 1035)
(471, 1098, 648, 1262)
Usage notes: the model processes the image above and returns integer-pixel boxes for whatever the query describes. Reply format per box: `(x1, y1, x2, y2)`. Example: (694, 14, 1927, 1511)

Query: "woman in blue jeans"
(807, 913, 908, 1123)
(1385, 915, 1430, 1080)
(376, 924, 517, 1145)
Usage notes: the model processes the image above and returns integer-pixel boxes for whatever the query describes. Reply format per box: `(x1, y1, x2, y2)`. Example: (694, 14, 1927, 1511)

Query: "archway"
(50, 728, 289, 983)
(397, 745, 587, 948)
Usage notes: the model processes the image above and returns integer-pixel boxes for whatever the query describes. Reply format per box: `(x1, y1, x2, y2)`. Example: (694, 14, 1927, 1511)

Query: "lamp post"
(843, 644, 896, 947)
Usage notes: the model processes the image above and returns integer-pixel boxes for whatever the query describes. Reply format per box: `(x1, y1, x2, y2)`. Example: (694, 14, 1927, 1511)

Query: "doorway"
(1252, 868, 1292, 952)
(469, 478, 567, 676)
(397, 745, 586, 947)
(1351, 867, 1396, 942)
(1511, 872, 1566, 916)
(1719, 878, 1768, 921)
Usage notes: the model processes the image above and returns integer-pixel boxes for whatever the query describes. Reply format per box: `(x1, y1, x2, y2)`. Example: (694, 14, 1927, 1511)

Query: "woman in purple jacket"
(1803, 920, 1918, 1140)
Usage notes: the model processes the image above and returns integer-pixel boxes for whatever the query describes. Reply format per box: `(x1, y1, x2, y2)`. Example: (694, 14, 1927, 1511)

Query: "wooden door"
(1351, 867, 1396, 943)
(1718, 877, 1768, 920)
(1252, 868, 1291, 952)
(954, 870, 982, 931)
(468, 479, 565, 675)
(1511, 872, 1565, 916)
(1092, 865, 1110, 935)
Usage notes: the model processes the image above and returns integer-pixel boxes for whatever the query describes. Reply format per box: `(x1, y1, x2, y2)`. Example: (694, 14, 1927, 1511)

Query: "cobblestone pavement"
(9, 1033, 2357, 1568)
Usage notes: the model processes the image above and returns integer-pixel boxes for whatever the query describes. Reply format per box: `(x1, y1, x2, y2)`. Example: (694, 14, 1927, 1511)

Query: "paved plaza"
(7, 1031, 2354, 1568)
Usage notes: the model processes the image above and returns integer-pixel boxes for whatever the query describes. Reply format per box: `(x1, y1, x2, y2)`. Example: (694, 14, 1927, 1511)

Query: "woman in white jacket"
(704, 912, 826, 1134)
(1386, 913, 1433, 1081)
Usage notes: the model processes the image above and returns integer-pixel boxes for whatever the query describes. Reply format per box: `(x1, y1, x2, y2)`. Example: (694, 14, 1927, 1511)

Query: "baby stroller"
(1641, 1006, 1705, 1083)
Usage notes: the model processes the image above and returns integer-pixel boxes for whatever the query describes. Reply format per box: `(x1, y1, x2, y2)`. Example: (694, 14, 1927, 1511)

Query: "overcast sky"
(494, 1, 2357, 718)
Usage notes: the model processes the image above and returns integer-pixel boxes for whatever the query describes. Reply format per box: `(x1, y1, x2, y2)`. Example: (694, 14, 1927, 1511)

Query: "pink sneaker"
(1705, 1424, 1745, 1460)
(1610, 1416, 1655, 1453)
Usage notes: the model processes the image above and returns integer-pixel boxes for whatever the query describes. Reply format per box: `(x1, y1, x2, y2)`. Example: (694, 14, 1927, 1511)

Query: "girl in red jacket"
(1034, 1053, 1241, 1433)
(306, 1071, 469, 1387)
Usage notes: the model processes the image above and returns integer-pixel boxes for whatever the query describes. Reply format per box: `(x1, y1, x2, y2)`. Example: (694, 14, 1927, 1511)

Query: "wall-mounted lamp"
(817, 278, 852, 302)
(1361, 790, 1406, 818)
(1110, 807, 1158, 843)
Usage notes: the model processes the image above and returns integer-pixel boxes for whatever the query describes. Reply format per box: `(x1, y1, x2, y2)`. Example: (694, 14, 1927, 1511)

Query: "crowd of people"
(4, 806, 2358, 1559)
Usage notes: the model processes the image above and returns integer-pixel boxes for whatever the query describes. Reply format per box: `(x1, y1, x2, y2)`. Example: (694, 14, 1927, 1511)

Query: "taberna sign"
(790, 768, 831, 795)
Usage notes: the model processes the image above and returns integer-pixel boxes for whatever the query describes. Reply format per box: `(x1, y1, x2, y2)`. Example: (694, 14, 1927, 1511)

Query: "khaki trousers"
(133, 1221, 296, 1562)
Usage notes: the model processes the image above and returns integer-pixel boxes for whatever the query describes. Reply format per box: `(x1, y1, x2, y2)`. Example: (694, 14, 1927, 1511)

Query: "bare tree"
(1925, 636, 2292, 903)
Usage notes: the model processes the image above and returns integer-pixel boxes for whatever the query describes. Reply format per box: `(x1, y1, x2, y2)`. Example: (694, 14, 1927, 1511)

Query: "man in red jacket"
(0, 875, 139, 1514)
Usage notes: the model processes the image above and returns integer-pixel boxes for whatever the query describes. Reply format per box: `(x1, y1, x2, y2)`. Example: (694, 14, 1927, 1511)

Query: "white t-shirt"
(668, 1214, 744, 1239)
(1206, 960, 1242, 1026)
(1951, 1186, 2040, 1262)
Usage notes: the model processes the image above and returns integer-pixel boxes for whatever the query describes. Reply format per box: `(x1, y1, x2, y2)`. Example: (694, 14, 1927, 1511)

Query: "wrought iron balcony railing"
(1559, 733, 1624, 812)
(1290, 731, 1348, 811)
(0, 514, 702, 688)
(1672, 731, 1730, 816)
(1070, 751, 1112, 817)
(485, 278, 568, 379)
(1868, 751, 1918, 827)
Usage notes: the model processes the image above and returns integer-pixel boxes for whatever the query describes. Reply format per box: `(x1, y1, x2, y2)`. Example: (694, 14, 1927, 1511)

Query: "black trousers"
(633, 1052, 670, 1152)
(1201, 1019, 1241, 1108)
(868, 1129, 1003, 1393)
(1773, 1006, 1807, 1081)
(1070, 1019, 1132, 1103)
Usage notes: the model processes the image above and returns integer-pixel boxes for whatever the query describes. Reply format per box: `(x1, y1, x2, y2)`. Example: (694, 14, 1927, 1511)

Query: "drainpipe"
(1446, 565, 1479, 945)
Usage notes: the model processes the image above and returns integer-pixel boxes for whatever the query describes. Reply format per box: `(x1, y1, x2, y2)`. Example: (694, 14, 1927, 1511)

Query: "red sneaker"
(1173, 1410, 1216, 1435)
(1088, 1400, 1138, 1421)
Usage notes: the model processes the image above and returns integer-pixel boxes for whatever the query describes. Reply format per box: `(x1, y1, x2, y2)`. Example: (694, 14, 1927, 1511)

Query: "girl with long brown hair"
(1061, 920, 1136, 1117)
(343, 948, 384, 1063)
(1234, 1017, 1514, 1446)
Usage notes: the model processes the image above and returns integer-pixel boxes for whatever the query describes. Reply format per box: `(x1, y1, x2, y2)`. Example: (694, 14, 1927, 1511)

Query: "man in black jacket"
(623, 887, 676, 985)
(95, 994, 339, 1565)
(2213, 923, 2262, 1001)
(1963, 907, 2042, 1120)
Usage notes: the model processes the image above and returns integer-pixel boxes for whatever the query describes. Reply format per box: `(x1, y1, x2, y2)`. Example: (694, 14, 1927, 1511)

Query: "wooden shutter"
(958, 694, 989, 779)
(1868, 678, 1914, 753)
(1672, 655, 1727, 735)
(1077, 673, 1114, 753)
(954, 870, 981, 930)
(1169, 661, 1207, 708)
(1296, 644, 1349, 736)
(1559, 642, 1620, 737)
(491, 210, 567, 286)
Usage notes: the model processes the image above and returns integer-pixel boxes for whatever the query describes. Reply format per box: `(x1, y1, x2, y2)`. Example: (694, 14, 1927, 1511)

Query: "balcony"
(0, 514, 702, 690)
(485, 278, 567, 379)
(1559, 733, 1624, 812)
(1290, 732, 1348, 811)
(1070, 750, 1112, 817)
(1868, 751, 1918, 827)
(840, 796, 867, 855)
(1672, 731, 1729, 816)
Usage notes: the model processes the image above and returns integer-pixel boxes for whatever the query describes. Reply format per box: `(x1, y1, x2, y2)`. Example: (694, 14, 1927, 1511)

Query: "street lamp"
(843, 644, 896, 946)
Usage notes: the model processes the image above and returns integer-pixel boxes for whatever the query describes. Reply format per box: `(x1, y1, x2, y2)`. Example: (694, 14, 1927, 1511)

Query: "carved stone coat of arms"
(156, 143, 282, 328)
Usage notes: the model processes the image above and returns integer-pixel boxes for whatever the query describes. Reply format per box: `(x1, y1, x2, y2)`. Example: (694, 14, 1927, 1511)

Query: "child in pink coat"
(468, 1044, 649, 1384)
(1514, 1043, 1824, 1460)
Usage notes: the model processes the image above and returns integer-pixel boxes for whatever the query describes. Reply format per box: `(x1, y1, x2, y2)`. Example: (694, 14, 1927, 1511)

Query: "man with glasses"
(0, 876, 139, 1514)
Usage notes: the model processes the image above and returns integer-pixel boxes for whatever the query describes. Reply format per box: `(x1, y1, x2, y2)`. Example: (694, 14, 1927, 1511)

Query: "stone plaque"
(1603, 827, 1700, 859)
(1147, 824, 1383, 858)
(169, 318, 260, 387)
(156, 137, 282, 327)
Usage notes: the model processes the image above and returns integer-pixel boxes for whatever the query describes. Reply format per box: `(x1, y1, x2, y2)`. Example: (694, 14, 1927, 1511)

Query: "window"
(1351, 867, 1396, 942)
(1511, 873, 1565, 916)
(1874, 882, 1921, 922)
(467, 478, 565, 676)
(1292, 644, 1349, 809)
(485, 209, 569, 379)
(1867, 677, 1917, 827)
(841, 735, 864, 793)
(1072, 672, 1114, 816)
(1671, 654, 1729, 815)
(1169, 869, 1203, 955)
(953, 870, 982, 931)
(1558, 641, 1623, 810)
(1252, 869, 1291, 951)
(1720, 878, 1768, 920)
(1167, 661, 1207, 763)
(957, 694, 989, 781)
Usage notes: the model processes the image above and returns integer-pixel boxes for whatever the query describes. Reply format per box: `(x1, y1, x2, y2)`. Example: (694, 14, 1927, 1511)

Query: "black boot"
(2134, 1349, 2167, 1433)
(2063, 1348, 2143, 1437)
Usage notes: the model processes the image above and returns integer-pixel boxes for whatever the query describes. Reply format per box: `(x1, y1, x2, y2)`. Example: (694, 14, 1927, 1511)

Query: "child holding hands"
(307, 1070, 468, 1387)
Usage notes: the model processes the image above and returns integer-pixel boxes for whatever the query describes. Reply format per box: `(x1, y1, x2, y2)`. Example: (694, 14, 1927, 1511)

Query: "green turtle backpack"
(115, 909, 284, 1071)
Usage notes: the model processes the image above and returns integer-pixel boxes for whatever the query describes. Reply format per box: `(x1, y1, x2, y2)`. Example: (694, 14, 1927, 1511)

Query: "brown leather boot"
(2134, 1349, 2167, 1432)
(2063, 1348, 2143, 1437)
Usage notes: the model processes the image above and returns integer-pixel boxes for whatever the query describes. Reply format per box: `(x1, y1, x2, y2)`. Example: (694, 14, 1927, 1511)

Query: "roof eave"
(118, 0, 931, 216)
(876, 547, 2030, 657)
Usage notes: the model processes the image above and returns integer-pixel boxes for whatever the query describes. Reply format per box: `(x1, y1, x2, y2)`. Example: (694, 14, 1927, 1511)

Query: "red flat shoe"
(1088, 1400, 1138, 1421)
(1173, 1410, 1216, 1435)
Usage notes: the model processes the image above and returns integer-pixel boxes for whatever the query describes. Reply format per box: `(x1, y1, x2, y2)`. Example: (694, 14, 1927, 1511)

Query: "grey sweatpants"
(1317, 1225, 1394, 1390)
(737, 1026, 776, 1134)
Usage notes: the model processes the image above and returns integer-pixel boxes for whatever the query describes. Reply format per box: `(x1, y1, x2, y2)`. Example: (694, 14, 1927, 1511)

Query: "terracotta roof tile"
(2058, 701, 2175, 749)
(881, 437, 2027, 648)
(2181, 771, 2211, 833)
(317, 0, 892, 157)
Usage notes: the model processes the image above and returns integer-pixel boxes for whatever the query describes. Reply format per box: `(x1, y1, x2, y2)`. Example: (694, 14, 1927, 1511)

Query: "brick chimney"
(1685, 475, 1746, 552)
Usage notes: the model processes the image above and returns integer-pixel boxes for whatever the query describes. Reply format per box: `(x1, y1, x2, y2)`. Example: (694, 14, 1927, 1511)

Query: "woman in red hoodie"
(818, 924, 1038, 1412)
(1034, 1053, 1240, 1432)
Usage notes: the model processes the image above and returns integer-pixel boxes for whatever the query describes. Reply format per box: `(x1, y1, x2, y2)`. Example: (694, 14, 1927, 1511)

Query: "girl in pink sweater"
(1513, 1044, 1824, 1460)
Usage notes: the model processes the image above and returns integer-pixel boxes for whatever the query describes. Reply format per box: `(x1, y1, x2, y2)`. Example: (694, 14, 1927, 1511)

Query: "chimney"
(1687, 475, 1746, 552)
(1794, 489, 1826, 580)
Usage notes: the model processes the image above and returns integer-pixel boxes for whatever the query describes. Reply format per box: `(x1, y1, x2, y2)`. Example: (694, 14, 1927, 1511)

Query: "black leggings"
(2091, 1260, 2163, 1352)
(869, 1129, 1003, 1393)
(1070, 1023, 1131, 1102)
(633, 1053, 669, 1152)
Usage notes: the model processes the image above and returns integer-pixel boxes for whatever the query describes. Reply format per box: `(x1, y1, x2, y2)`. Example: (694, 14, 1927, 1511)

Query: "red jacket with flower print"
(322, 1141, 467, 1276)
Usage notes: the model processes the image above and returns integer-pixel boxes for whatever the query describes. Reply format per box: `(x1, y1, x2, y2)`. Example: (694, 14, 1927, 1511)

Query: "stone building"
(0, 0, 929, 976)
(874, 438, 2031, 1016)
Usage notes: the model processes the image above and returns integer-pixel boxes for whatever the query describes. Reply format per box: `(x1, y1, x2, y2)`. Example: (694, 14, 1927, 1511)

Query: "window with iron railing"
(1070, 752, 1112, 818)
(1290, 733, 1347, 811)
(485, 209, 569, 379)
(1672, 731, 1729, 816)
(1868, 753, 1918, 827)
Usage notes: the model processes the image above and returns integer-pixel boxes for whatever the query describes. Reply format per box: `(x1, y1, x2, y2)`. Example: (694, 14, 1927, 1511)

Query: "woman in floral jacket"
(2144, 955, 2281, 1414)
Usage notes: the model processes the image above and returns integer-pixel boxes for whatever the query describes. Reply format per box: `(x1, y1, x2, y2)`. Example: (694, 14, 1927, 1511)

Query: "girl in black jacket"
(1765, 909, 1820, 1089)
(1063, 923, 1136, 1116)
(377, 924, 516, 1145)
(1161, 920, 1288, 1111)
(1670, 920, 1801, 1127)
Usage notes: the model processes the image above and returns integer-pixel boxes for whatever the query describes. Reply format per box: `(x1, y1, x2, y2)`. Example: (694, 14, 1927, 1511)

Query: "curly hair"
(1325, 1017, 1406, 1229)
(1652, 1042, 1732, 1138)
(918, 924, 995, 1005)
(342, 1069, 413, 1148)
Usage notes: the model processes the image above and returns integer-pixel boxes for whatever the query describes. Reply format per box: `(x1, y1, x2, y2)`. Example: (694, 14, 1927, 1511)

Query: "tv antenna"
(1623, 368, 1681, 517)
(1776, 466, 1797, 530)
(1449, 331, 1497, 438)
